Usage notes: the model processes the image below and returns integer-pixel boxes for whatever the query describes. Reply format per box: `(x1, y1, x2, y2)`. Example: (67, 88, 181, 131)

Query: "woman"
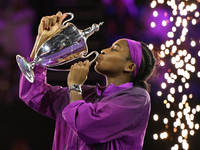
(19, 12, 156, 150)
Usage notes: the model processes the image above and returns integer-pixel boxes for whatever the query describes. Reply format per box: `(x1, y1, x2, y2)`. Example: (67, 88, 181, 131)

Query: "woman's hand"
(67, 60, 90, 87)
(30, 11, 67, 58)
(38, 11, 67, 38)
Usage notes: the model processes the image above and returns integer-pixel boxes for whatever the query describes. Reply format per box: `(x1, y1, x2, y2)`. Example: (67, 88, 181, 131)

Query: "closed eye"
(111, 47, 118, 51)
(111, 45, 119, 51)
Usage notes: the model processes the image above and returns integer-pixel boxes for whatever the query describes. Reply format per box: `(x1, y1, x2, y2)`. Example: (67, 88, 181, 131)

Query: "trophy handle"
(16, 55, 35, 83)
(47, 51, 99, 72)
(62, 12, 74, 27)
(80, 51, 99, 64)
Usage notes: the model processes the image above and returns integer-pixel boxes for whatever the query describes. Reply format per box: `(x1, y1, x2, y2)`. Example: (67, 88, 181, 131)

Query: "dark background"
(0, 0, 200, 149)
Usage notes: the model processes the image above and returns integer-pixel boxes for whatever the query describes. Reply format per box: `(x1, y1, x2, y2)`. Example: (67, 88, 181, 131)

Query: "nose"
(101, 48, 107, 55)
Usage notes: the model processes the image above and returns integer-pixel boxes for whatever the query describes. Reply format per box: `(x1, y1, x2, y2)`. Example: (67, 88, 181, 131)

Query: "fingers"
(39, 11, 67, 31)
(84, 60, 90, 66)
(42, 15, 57, 30)
(77, 60, 90, 67)
(57, 12, 67, 25)
(42, 17, 50, 30)
(56, 11, 62, 17)
(71, 60, 90, 68)
(51, 15, 58, 26)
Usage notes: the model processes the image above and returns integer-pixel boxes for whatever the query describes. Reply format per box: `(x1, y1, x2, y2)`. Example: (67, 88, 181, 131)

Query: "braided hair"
(132, 42, 156, 92)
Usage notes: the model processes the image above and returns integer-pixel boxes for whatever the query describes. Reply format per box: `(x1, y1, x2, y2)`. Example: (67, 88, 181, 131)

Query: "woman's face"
(95, 39, 132, 77)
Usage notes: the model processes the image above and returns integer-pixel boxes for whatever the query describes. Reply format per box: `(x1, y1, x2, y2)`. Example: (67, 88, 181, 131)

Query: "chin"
(94, 64, 104, 75)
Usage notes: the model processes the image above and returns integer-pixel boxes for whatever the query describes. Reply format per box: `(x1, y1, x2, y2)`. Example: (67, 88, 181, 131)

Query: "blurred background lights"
(178, 85, 183, 93)
(160, 60, 165, 66)
(182, 18, 187, 27)
(161, 82, 167, 89)
(153, 133, 159, 140)
(191, 18, 197, 25)
(149, 43, 154, 50)
(163, 118, 169, 124)
(151, 1, 157, 8)
(158, 0, 164, 4)
(196, 105, 200, 112)
(181, 77, 186, 83)
(160, 132, 168, 139)
(192, 108, 196, 114)
(181, 123, 185, 129)
(150, 0, 200, 149)
(190, 130, 195, 136)
(178, 136, 183, 143)
(190, 57, 196, 64)
(177, 111, 183, 119)
(183, 49, 187, 56)
(153, 114, 159, 121)
(166, 103, 171, 109)
(190, 114, 194, 121)
(161, 44, 165, 50)
(179, 102, 183, 109)
(181, 129, 188, 138)
(191, 40, 196, 47)
(195, 123, 199, 130)
(184, 83, 189, 89)
(168, 31, 174, 38)
(172, 26, 177, 32)
(151, 22, 156, 28)
(160, 51, 165, 58)
(170, 110, 175, 117)
(153, 10, 158, 17)
(165, 48, 170, 54)
(182, 140, 189, 150)
(170, 16, 174, 22)
(162, 20, 167, 26)
(163, 99, 168, 104)
(177, 39, 181, 45)
(170, 87, 175, 94)
(174, 121, 178, 128)
(195, 11, 199, 17)
(157, 91, 162, 96)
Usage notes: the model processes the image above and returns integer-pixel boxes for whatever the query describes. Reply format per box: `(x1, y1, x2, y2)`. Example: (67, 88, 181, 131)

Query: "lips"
(95, 55, 102, 61)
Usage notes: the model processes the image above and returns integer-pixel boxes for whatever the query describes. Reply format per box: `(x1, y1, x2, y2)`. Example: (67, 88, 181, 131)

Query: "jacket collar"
(96, 82, 133, 97)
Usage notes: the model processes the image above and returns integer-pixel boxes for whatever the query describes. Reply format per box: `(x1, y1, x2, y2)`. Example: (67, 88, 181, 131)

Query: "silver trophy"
(16, 13, 103, 83)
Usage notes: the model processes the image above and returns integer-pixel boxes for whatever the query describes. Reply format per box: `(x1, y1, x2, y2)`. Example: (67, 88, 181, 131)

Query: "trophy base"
(16, 55, 34, 83)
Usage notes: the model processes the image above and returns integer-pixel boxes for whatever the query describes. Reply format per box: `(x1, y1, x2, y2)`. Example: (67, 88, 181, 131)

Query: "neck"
(105, 75, 131, 87)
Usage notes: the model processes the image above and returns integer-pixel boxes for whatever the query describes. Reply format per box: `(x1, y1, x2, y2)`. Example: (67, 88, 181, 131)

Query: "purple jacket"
(19, 59, 151, 150)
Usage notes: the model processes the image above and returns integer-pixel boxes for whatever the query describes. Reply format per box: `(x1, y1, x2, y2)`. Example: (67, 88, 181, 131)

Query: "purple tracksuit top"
(19, 59, 151, 150)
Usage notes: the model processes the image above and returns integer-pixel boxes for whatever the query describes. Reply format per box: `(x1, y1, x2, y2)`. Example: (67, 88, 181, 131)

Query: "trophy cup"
(16, 12, 103, 83)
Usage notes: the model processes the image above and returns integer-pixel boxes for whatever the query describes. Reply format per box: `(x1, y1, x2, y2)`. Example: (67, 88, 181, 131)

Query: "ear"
(124, 63, 136, 72)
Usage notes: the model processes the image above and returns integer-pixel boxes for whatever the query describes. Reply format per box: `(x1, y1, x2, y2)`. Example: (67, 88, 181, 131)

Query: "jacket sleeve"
(19, 58, 70, 119)
(62, 88, 150, 144)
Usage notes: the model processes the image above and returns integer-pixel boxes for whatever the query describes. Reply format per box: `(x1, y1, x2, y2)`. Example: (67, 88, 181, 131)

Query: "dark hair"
(132, 42, 157, 92)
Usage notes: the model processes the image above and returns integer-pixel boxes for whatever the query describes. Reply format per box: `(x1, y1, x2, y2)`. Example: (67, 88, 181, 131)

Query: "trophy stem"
(16, 55, 35, 83)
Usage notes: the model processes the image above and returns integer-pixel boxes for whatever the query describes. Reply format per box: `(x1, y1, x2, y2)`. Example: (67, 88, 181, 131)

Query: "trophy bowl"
(16, 12, 103, 83)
